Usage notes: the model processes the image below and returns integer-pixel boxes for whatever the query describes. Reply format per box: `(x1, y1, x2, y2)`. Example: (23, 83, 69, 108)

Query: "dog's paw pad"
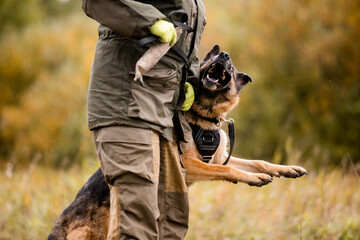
(248, 174, 272, 187)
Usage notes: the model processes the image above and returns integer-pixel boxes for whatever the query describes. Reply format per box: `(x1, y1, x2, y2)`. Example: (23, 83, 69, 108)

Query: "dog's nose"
(219, 51, 230, 60)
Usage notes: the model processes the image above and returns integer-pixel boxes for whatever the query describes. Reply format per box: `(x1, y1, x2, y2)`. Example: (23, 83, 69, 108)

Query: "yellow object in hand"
(150, 20, 177, 46)
(181, 82, 195, 111)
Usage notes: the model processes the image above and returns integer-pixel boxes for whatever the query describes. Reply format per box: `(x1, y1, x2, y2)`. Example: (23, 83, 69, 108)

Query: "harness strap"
(168, 9, 194, 33)
(171, 45, 189, 67)
(222, 121, 235, 165)
(137, 35, 158, 49)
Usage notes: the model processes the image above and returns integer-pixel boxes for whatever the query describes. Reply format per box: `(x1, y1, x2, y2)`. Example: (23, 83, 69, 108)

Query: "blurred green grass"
(1, 161, 359, 240)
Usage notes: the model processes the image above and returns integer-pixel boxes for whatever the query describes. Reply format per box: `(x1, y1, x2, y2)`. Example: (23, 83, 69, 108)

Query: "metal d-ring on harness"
(189, 115, 235, 165)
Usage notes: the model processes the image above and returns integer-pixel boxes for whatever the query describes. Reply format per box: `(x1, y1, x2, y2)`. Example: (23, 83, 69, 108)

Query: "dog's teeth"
(206, 74, 218, 83)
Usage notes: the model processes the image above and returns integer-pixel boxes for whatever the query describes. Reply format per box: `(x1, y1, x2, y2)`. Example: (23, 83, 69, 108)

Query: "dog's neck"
(189, 109, 220, 125)
(184, 109, 224, 130)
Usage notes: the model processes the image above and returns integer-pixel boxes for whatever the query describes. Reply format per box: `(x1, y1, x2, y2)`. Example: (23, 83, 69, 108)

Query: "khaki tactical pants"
(94, 126, 189, 240)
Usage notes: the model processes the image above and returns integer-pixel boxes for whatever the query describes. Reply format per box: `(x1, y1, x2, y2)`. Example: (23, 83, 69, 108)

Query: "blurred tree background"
(0, 0, 359, 169)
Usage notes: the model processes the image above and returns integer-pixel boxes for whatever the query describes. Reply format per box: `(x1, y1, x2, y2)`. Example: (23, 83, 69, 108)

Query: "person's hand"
(181, 82, 195, 111)
(150, 20, 177, 46)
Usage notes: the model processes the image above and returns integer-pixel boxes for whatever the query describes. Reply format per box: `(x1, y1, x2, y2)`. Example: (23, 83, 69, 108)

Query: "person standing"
(82, 0, 206, 239)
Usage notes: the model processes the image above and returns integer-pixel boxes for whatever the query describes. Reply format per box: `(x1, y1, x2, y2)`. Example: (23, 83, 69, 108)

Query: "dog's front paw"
(277, 165, 307, 178)
(247, 173, 273, 187)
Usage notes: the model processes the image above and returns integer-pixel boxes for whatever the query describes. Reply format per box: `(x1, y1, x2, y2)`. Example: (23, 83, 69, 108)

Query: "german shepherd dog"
(48, 45, 307, 239)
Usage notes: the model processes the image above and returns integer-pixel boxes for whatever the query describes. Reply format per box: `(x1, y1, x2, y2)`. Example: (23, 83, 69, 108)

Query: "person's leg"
(94, 126, 161, 240)
(157, 135, 189, 240)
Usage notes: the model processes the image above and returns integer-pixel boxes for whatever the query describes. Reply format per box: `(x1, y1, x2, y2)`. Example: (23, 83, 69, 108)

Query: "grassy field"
(0, 160, 359, 240)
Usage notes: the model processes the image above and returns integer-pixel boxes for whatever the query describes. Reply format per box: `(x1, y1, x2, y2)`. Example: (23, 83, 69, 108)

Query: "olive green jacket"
(82, 0, 206, 140)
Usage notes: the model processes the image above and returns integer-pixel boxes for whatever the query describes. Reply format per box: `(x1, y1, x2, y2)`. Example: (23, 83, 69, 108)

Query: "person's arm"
(82, 0, 166, 39)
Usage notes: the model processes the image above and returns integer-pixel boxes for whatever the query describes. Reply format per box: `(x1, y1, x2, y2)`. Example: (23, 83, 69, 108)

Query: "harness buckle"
(216, 116, 235, 126)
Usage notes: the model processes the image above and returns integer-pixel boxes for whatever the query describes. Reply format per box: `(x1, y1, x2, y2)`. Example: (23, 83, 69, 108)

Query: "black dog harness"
(189, 112, 235, 165)
(189, 123, 221, 163)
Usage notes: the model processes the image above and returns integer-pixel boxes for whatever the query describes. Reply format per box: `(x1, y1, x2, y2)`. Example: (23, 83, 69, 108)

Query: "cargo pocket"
(94, 126, 155, 185)
(128, 69, 179, 127)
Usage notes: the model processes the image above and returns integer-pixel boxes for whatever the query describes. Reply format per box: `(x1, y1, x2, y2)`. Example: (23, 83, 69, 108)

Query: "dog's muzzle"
(202, 52, 233, 91)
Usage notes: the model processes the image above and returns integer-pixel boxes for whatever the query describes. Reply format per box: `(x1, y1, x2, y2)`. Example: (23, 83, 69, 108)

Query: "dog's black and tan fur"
(48, 45, 307, 239)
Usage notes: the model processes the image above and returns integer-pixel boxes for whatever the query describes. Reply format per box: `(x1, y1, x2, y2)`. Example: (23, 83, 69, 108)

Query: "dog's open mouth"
(202, 61, 232, 90)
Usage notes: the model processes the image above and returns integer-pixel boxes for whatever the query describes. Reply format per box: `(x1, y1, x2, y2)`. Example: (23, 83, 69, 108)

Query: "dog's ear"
(236, 72, 252, 87)
(202, 45, 221, 63)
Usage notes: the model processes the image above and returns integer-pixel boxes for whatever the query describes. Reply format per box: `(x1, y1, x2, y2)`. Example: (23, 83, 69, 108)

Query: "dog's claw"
(294, 167, 307, 178)
(277, 166, 307, 179)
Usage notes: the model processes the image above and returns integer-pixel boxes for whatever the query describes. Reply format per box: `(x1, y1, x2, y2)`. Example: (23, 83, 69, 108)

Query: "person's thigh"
(158, 135, 189, 240)
(94, 126, 161, 240)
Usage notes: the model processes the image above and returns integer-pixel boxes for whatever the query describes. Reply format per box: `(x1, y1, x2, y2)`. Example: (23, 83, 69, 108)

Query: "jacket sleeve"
(187, 57, 201, 91)
(82, 0, 166, 39)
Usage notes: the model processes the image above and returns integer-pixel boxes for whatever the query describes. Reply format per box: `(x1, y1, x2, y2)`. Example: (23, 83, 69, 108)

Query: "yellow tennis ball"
(181, 82, 195, 111)
(150, 20, 177, 45)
